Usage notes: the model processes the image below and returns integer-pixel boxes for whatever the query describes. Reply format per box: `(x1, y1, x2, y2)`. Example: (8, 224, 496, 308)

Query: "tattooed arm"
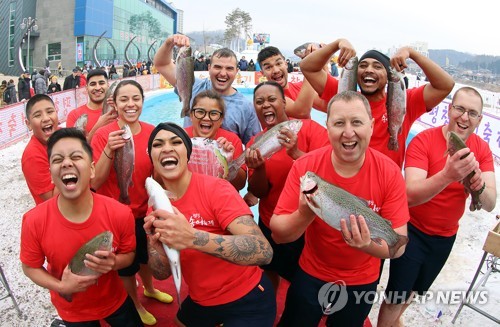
(148, 207, 273, 266)
(144, 215, 172, 280)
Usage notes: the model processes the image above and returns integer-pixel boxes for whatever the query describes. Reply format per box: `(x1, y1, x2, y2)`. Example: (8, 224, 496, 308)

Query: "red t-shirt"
(274, 146, 409, 285)
(320, 74, 427, 167)
(171, 173, 262, 306)
(284, 81, 302, 100)
(405, 126, 494, 236)
(248, 119, 329, 227)
(66, 104, 103, 134)
(21, 135, 54, 205)
(91, 121, 155, 218)
(20, 193, 135, 322)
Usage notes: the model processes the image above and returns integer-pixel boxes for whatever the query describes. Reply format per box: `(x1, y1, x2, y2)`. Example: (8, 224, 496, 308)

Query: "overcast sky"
(173, 0, 499, 57)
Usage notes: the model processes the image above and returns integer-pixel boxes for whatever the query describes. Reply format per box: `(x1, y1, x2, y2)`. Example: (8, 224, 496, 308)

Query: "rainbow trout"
(102, 81, 119, 115)
(227, 120, 303, 181)
(74, 114, 88, 133)
(338, 56, 358, 93)
(61, 231, 114, 302)
(176, 46, 194, 118)
(145, 177, 182, 305)
(447, 131, 482, 211)
(300, 171, 408, 258)
(294, 42, 320, 59)
(114, 124, 134, 204)
(386, 67, 407, 151)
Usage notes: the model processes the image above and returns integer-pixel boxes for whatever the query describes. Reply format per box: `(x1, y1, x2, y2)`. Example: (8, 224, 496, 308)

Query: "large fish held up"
(176, 46, 195, 118)
(337, 56, 358, 93)
(145, 177, 182, 306)
(102, 80, 119, 115)
(227, 120, 303, 181)
(386, 67, 407, 151)
(447, 131, 482, 211)
(300, 171, 408, 258)
(61, 231, 114, 302)
(293, 42, 320, 59)
(189, 137, 232, 179)
(114, 124, 134, 204)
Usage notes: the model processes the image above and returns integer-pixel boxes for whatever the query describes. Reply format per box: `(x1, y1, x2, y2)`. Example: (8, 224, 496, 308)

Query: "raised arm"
(391, 47, 454, 109)
(154, 34, 190, 88)
(300, 39, 356, 96)
(405, 147, 477, 207)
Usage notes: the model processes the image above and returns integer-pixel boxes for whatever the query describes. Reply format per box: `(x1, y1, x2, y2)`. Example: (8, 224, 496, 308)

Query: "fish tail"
(388, 234, 409, 259)
(119, 194, 131, 205)
(59, 292, 73, 302)
(388, 138, 399, 151)
(180, 101, 190, 118)
(469, 195, 482, 211)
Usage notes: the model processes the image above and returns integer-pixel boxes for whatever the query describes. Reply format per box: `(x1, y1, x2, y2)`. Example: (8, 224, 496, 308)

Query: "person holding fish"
(66, 69, 118, 142)
(91, 80, 173, 326)
(21, 94, 61, 205)
(300, 40, 454, 168)
(154, 34, 261, 145)
(144, 122, 276, 326)
(184, 89, 247, 191)
(377, 87, 497, 326)
(270, 91, 409, 327)
(20, 128, 142, 326)
(245, 81, 329, 293)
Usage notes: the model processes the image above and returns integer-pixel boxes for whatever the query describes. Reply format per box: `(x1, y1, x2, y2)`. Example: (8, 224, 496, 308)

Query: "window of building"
(47, 42, 62, 61)
(8, 3, 15, 66)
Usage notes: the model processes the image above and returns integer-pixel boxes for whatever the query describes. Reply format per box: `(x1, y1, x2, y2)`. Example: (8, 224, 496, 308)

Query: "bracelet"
(478, 182, 486, 195)
(103, 149, 113, 160)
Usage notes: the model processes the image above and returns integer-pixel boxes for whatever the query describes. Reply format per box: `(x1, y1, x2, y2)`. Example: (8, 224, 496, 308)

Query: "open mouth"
(199, 122, 212, 133)
(42, 124, 54, 135)
(342, 141, 357, 150)
(263, 112, 276, 124)
(161, 157, 178, 168)
(457, 122, 468, 130)
(362, 76, 376, 86)
(62, 173, 78, 186)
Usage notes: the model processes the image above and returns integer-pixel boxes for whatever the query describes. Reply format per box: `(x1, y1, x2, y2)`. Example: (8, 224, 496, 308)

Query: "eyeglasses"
(451, 105, 481, 120)
(192, 108, 223, 121)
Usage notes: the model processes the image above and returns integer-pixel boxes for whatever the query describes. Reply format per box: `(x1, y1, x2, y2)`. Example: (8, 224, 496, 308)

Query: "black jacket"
(63, 74, 80, 90)
(18, 77, 31, 100)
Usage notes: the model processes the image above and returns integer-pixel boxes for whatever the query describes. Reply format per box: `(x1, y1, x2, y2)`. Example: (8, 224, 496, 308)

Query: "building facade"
(0, 0, 177, 76)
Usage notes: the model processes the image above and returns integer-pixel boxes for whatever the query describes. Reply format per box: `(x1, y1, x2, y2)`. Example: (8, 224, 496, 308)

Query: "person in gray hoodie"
(5, 79, 18, 104)
(34, 69, 47, 95)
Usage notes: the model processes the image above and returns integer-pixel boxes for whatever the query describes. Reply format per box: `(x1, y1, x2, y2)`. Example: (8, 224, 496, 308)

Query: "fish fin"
(382, 217, 393, 227)
(388, 234, 409, 259)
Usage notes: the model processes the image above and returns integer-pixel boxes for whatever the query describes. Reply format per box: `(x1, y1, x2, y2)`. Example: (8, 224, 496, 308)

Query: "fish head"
(388, 67, 403, 83)
(285, 120, 303, 135)
(121, 124, 132, 140)
(300, 171, 319, 194)
(97, 231, 114, 251)
(293, 43, 309, 59)
(446, 131, 466, 157)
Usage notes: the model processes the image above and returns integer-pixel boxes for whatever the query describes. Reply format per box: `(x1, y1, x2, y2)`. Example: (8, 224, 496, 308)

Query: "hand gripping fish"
(386, 67, 407, 151)
(61, 231, 114, 302)
(226, 120, 303, 181)
(300, 171, 408, 258)
(338, 56, 358, 93)
(145, 177, 182, 305)
(447, 131, 482, 211)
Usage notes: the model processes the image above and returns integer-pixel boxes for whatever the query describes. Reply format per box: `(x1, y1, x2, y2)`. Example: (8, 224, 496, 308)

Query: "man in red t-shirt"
(378, 87, 497, 326)
(66, 69, 117, 142)
(270, 91, 409, 327)
(20, 128, 141, 325)
(300, 41, 455, 168)
(144, 122, 276, 326)
(257, 45, 352, 118)
(21, 95, 60, 205)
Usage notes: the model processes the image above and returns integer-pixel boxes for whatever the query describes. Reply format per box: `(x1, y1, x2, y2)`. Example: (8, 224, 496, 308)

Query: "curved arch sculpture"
(93, 31, 117, 68)
(124, 36, 141, 68)
(147, 39, 158, 63)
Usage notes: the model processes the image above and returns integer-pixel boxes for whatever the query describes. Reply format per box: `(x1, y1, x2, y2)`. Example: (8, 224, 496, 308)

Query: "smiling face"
(446, 89, 483, 141)
(190, 97, 224, 139)
(208, 55, 238, 95)
(260, 54, 288, 89)
(25, 99, 59, 145)
(49, 137, 95, 201)
(357, 58, 388, 97)
(253, 83, 287, 128)
(86, 75, 109, 105)
(150, 130, 190, 182)
(114, 84, 143, 124)
(327, 98, 374, 166)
